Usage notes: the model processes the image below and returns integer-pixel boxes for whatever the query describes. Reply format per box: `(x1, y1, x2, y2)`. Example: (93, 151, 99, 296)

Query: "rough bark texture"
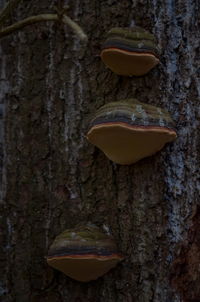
(0, 0, 199, 301)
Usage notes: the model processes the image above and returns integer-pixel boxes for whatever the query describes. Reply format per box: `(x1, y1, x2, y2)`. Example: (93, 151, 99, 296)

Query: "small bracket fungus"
(86, 99, 177, 165)
(101, 27, 159, 76)
(47, 225, 123, 282)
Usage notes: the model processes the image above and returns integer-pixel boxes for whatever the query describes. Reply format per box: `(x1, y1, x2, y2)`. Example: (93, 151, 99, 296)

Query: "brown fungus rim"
(47, 253, 124, 260)
(87, 122, 177, 137)
(101, 47, 159, 60)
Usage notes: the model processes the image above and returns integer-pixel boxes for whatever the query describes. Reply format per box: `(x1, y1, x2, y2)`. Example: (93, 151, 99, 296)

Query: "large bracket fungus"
(101, 27, 159, 76)
(47, 225, 123, 282)
(86, 99, 177, 165)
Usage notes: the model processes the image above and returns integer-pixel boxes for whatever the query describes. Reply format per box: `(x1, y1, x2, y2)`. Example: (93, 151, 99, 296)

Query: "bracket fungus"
(101, 27, 159, 76)
(86, 99, 177, 165)
(47, 225, 123, 282)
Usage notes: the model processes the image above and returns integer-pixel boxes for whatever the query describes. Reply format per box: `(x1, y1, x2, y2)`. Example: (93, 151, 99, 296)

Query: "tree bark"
(0, 0, 199, 301)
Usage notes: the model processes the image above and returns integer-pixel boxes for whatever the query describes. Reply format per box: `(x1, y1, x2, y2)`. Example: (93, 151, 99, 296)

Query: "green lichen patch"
(106, 27, 156, 42)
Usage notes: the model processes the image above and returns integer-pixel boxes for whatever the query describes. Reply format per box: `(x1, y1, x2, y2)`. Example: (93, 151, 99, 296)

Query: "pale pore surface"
(101, 48, 159, 76)
(47, 257, 121, 282)
(87, 124, 177, 165)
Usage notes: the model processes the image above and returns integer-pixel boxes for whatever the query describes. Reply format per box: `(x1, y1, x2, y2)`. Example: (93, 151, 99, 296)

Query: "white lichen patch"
(131, 113, 136, 122)
(135, 105, 148, 125)
(157, 108, 165, 126)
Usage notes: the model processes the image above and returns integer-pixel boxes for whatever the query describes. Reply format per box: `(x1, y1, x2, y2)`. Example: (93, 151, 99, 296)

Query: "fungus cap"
(86, 99, 177, 165)
(47, 225, 123, 282)
(101, 27, 159, 76)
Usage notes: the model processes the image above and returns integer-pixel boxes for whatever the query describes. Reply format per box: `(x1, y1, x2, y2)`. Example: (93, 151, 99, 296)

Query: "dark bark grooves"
(0, 0, 199, 301)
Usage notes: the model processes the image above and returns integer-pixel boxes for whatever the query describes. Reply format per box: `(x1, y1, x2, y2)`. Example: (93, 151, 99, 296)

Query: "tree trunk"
(0, 0, 199, 301)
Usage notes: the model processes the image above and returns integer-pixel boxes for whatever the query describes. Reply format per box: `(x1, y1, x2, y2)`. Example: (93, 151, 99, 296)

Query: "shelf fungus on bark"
(86, 99, 177, 165)
(47, 225, 123, 282)
(101, 27, 159, 76)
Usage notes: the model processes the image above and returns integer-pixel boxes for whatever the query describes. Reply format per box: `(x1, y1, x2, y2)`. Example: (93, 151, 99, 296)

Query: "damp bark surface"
(0, 0, 199, 302)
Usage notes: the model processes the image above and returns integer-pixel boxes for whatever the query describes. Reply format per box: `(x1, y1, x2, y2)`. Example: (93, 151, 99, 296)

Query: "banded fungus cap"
(47, 225, 123, 282)
(86, 99, 177, 165)
(101, 26, 159, 76)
